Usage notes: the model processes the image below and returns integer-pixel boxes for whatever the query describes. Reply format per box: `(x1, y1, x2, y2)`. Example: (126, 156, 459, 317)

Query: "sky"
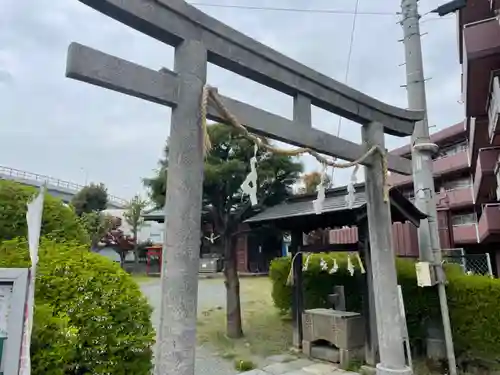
(0, 0, 464, 201)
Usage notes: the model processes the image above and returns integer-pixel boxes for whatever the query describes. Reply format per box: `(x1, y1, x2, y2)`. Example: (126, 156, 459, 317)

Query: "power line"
(331, 0, 360, 182)
(189, 2, 454, 23)
(190, 2, 397, 16)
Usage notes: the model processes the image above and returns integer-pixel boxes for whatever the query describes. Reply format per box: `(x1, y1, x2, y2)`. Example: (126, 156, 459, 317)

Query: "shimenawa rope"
(200, 85, 389, 201)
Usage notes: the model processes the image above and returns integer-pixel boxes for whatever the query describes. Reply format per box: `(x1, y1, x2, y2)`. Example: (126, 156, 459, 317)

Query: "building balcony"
(469, 117, 491, 172)
(389, 150, 469, 188)
(453, 224, 479, 244)
(478, 204, 500, 242)
(436, 187, 474, 209)
(473, 147, 500, 203)
(463, 16, 500, 118)
(488, 75, 500, 144)
(434, 150, 470, 176)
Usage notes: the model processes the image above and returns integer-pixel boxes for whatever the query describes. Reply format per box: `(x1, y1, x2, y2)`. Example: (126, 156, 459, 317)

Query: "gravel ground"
(141, 278, 235, 375)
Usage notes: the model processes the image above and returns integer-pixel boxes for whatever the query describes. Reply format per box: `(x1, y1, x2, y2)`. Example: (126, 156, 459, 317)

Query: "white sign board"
(0, 269, 29, 375)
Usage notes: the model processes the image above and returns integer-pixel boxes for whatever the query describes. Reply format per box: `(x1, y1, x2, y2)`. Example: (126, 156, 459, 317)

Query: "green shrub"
(1, 238, 155, 375)
(269, 253, 500, 365)
(31, 303, 78, 375)
(0, 180, 88, 244)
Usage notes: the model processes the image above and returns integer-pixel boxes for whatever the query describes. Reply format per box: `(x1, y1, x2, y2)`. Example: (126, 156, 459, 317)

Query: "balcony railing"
(488, 76, 500, 142)
(473, 147, 500, 203)
(453, 223, 479, 244)
(433, 150, 470, 175)
(388, 150, 470, 187)
(436, 187, 474, 209)
(478, 203, 500, 242)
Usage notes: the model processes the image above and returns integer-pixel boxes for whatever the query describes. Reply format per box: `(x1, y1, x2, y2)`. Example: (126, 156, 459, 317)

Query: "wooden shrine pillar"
(290, 229, 304, 348)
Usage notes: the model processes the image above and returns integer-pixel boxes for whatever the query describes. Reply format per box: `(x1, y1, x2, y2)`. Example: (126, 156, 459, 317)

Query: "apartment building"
(456, 0, 500, 271)
(389, 122, 478, 245)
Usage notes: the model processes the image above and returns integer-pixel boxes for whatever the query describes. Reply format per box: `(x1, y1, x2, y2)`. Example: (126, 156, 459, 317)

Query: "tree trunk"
(133, 230, 139, 269)
(223, 233, 243, 338)
(119, 252, 126, 269)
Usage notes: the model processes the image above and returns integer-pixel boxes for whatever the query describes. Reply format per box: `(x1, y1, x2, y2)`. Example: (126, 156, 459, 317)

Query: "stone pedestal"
(302, 309, 365, 369)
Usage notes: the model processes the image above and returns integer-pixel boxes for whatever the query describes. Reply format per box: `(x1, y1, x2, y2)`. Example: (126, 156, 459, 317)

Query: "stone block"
(310, 346, 340, 363)
(239, 370, 268, 375)
(266, 354, 297, 364)
(302, 362, 340, 375)
(262, 359, 315, 375)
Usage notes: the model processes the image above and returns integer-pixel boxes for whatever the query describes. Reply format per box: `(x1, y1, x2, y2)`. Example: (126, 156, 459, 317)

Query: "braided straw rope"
(201, 85, 389, 201)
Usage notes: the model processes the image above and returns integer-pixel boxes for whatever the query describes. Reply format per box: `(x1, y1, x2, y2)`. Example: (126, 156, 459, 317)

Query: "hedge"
(0, 180, 88, 244)
(0, 238, 155, 375)
(269, 253, 500, 365)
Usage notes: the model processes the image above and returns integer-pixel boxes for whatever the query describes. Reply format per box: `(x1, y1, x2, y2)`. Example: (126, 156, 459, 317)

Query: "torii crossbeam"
(66, 1, 422, 375)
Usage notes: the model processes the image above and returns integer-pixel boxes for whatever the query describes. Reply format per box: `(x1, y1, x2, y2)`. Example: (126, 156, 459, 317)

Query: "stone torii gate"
(65, 1, 423, 374)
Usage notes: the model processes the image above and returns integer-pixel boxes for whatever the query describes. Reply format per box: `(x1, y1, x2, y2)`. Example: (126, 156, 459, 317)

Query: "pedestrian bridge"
(0, 165, 127, 209)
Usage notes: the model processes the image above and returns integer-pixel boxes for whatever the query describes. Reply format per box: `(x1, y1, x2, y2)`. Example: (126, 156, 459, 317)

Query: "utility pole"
(399, 1, 458, 374)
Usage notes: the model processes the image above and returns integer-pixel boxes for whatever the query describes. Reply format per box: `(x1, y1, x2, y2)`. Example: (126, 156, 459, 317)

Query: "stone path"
(241, 355, 360, 375)
(140, 279, 361, 375)
(141, 279, 235, 375)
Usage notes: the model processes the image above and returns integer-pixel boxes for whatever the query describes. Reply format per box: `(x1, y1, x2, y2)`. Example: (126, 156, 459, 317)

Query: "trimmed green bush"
(269, 253, 500, 365)
(1, 238, 155, 375)
(31, 303, 78, 375)
(0, 180, 88, 244)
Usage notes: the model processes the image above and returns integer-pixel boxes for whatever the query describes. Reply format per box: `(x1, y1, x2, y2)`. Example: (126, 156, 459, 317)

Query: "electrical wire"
(331, 0, 360, 182)
(190, 2, 397, 16)
(189, 2, 455, 20)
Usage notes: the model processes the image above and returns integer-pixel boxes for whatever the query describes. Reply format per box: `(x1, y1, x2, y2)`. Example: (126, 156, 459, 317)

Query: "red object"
(146, 246, 162, 275)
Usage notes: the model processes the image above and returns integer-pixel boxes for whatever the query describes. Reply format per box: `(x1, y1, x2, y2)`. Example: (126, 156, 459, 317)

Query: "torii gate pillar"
(155, 40, 207, 375)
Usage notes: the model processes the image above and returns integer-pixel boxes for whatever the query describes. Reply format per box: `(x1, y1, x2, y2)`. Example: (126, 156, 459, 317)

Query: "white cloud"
(0, 0, 463, 199)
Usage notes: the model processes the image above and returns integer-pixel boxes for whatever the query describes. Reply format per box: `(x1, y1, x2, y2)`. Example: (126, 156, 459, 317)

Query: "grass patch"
(197, 277, 292, 365)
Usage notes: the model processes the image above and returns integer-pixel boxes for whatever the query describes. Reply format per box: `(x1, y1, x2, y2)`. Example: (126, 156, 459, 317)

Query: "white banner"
(19, 186, 45, 375)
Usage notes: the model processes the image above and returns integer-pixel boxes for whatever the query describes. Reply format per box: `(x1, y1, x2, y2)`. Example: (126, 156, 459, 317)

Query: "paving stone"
(263, 359, 315, 375)
(266, 354, 298, 364)
(280, 371, 314, 375)
(302, 363, 340, 375)
(239, 370, 268, 375)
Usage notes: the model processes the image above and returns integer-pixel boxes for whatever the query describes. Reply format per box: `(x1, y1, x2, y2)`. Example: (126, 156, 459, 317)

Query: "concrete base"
(303, 340, 363, 370)
(375, 363, 412, 375)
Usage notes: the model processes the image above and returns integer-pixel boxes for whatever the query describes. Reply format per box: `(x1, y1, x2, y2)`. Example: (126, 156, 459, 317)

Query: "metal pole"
(155, 40, 207, 375)
(400, 1, 458, 374)
(362, 121, 411, 375)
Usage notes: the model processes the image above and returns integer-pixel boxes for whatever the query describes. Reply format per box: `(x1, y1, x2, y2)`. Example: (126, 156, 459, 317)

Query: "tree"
(124, 195, 148, 265)
(71, 183, 109, 216)
(300, 171, 332, 194)
(144, 124, 303, 338)
(100, 216, 135, 268)
(79, 211, 114, 250)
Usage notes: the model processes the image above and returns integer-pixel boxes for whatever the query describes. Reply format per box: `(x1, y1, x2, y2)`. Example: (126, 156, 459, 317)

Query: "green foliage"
(31, 303, 78, 375)
(71, 182, 109, 216)
(1, 238, 155, 375)
(234, 359, 256, 372)
(269, 254, 500, 365)
(300, 171, 332, 194)
(79, 211, 114, 249)
(144, 124, 303, 225)
(0, 180, 88, 244)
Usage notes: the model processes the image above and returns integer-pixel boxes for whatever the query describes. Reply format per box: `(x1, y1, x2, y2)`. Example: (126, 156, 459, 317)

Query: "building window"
(451, 212, 476, 226)
(436, 140, 468, 159)
(441, 176, 472, 191)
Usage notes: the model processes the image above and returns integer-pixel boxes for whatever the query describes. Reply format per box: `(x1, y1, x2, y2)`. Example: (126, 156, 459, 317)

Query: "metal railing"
(0, 165, 128, 207)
